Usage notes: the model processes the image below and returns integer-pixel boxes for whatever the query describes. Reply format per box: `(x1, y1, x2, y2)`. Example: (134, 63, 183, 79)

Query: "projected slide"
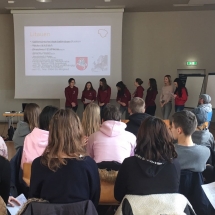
(24, 26, 111, 76)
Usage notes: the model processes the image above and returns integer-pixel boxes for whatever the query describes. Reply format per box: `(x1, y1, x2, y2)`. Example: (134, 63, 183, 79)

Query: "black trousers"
(145, 105, 156, 116)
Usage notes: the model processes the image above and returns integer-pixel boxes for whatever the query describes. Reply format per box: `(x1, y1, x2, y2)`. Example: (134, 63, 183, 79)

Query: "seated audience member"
(0, 149, 20, 207)
(21, 106, 59, 168)
(192, 94, 212, 126)
(13, 103, 40, 150)
(0, 136, 8, 159)
(82, 103, 100, 137)
(114, 117, 180, 202)
(171, 111, 210, 172)
(192, 123, 215, 150)
(125, 97, 150, 136)
(87, 104, 136, 164)
(29, 109, 100, 207)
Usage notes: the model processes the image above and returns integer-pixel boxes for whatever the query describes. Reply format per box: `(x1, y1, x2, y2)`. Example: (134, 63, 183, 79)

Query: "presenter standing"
(81, 82, 97, 109)
(132, 78, 144, 98)
(65, 78, 78, 112)
(160, 75, 174, 119)
(97, 78, 111, 114)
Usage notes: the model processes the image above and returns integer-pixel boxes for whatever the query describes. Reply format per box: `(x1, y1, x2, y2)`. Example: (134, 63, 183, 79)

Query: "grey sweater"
(175, 144, 210, 172)
(13, 121, 30, 150)
(192, 129, 215, 150)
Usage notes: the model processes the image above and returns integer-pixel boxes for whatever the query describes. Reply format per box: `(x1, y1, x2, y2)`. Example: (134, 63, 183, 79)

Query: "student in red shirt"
(81, 82, 97, 109)
(173, 78, 188, 112)
(133, 78, 144, 98)
(116, 81, 131, 119)
(97, 78, 111, 114)
(64, 78, 78, 112)
(145, 78, 158, 116)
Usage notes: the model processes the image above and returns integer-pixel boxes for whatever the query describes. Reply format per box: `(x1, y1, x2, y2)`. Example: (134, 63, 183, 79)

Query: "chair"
(121, 120, 129, 124)
(163, 120, 170, 129)
(23, 163, 32, 187)
(5, 141, 16, 161)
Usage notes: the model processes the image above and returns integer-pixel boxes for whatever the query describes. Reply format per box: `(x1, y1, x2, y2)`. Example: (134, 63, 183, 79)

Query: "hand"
(117, 100, 121, 104)
(8, 196, 21, 207)
(71, 102, 76, 107)
(83, 136, 88, 146)
(83, 101, 86, 104)
(173, 94, 177, 99)
(121, 102, 126, 107)
(91, 100, 94, 103)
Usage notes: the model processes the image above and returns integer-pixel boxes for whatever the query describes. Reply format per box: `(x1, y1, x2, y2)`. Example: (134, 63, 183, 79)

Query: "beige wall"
(0, 11, 215, 120)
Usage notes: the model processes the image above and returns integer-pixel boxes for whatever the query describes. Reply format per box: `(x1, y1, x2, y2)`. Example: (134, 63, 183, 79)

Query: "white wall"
(1, 11, 215, 121)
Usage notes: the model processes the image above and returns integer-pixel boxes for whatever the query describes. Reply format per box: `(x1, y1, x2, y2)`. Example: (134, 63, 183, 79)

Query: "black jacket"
(125, 113, 150, 136)
(19, 200, 98, 215)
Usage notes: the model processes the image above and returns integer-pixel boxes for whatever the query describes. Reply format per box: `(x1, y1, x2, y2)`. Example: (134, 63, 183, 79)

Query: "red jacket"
(97, 86, 111, 104)
(175, 88, 188, 106)
(81, 89, 96, 103)
(116, 88, 131, 107)
(134, 86, 144, 98)
(65, 86, 78, 107)
(145, 88, 158, 108)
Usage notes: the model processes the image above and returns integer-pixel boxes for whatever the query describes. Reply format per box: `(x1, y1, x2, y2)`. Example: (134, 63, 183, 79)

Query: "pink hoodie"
(21, 128, 49, 169)
(87, 120, 136, 163)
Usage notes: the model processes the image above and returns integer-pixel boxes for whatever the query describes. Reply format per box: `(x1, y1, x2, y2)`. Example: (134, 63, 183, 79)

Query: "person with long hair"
(29, 109, 100, 207)
(65, 78, 78, 112)
(82, 103, 100, 137)
(114, 117, 180, 202)
(133, 78, 144, 98)
(13, 103, 40, 150)
(160, 75, 174, 119)
(173, 78, 188, 112)
(21, 105, 59, 168)
(145, 78, 158, 116)
(81, 81, 96, 110)
(116, 81, 131, 119)
(97, 78, 111, 113)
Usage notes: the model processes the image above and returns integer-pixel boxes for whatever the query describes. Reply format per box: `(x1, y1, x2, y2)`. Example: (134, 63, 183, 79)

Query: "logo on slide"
(76, 57, 88, 70)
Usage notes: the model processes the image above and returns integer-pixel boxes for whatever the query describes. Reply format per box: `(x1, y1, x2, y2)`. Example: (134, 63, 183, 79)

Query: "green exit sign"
(187, 61, 197, 66)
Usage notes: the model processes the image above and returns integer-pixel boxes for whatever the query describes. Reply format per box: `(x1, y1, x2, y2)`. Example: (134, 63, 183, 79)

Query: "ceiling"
(1, 0, 215, 14)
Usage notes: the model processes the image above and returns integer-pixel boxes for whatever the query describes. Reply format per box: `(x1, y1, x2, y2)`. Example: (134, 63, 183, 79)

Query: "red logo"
(76, 57, 88, 70)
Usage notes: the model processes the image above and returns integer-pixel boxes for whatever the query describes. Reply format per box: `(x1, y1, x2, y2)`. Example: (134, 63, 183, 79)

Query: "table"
(2, 113, 24, 128)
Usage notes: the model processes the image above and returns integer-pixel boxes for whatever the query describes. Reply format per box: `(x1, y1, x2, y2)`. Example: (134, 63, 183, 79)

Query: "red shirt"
(175, 88, 188, 106)
(116, 88, 131, 107)
(134, 86, 144, 98)
(65, 86, 78, 107)
(81, 89, 97, 103)
(145, 88, 158, 108)
(97, 86, 111, 104)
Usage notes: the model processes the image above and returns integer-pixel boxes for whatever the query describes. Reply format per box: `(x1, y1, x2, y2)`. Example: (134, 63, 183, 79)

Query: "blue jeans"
(175, 105, 184, 112)
(119, 106, 129, 119)
(161, 102, 172, 120)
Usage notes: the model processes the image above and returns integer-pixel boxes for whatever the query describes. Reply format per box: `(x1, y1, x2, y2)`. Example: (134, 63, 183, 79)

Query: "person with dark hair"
(97, 78, 111, 113)
(114, 117, 180, 202)
(145, 78, 158, 116)
(192, 94, 213, 126)
(29, 109, 100, 207)
(173, 78, 188, 112)
(21, 106, 59, 168)
(126, 97, 150, 136)
(81, 82, 96, 109)
(13, 103, 41, 150)
(133, 78, 144, 98)
(160, 75, 174, 119)
(171, 110, 210, 172)
(65, 78, 78, 112)
(116, 81, 131, 119)
(87, 104, 136, 164)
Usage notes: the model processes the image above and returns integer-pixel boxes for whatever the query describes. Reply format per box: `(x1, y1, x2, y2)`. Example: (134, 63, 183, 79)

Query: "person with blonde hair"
(13, 103, 40, 150)
(82, 103, 100, 137)
(29, 109, 100, 207)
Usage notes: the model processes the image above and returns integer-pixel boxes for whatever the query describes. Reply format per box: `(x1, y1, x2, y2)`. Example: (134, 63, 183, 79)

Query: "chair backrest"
(163, 120, 170, 129)
(121, 120, 129, 124)
(99, 180, 119, 205)
(0, 196, 7, 215)
(5, 141, 16, 161)
(23, 163, 32, 187)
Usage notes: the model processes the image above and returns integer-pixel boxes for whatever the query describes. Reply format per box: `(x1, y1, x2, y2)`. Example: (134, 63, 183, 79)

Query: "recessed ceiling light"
(36, 0, 52, 2)
(8, 1, 15, 3)
(104, 0, 111, 2)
